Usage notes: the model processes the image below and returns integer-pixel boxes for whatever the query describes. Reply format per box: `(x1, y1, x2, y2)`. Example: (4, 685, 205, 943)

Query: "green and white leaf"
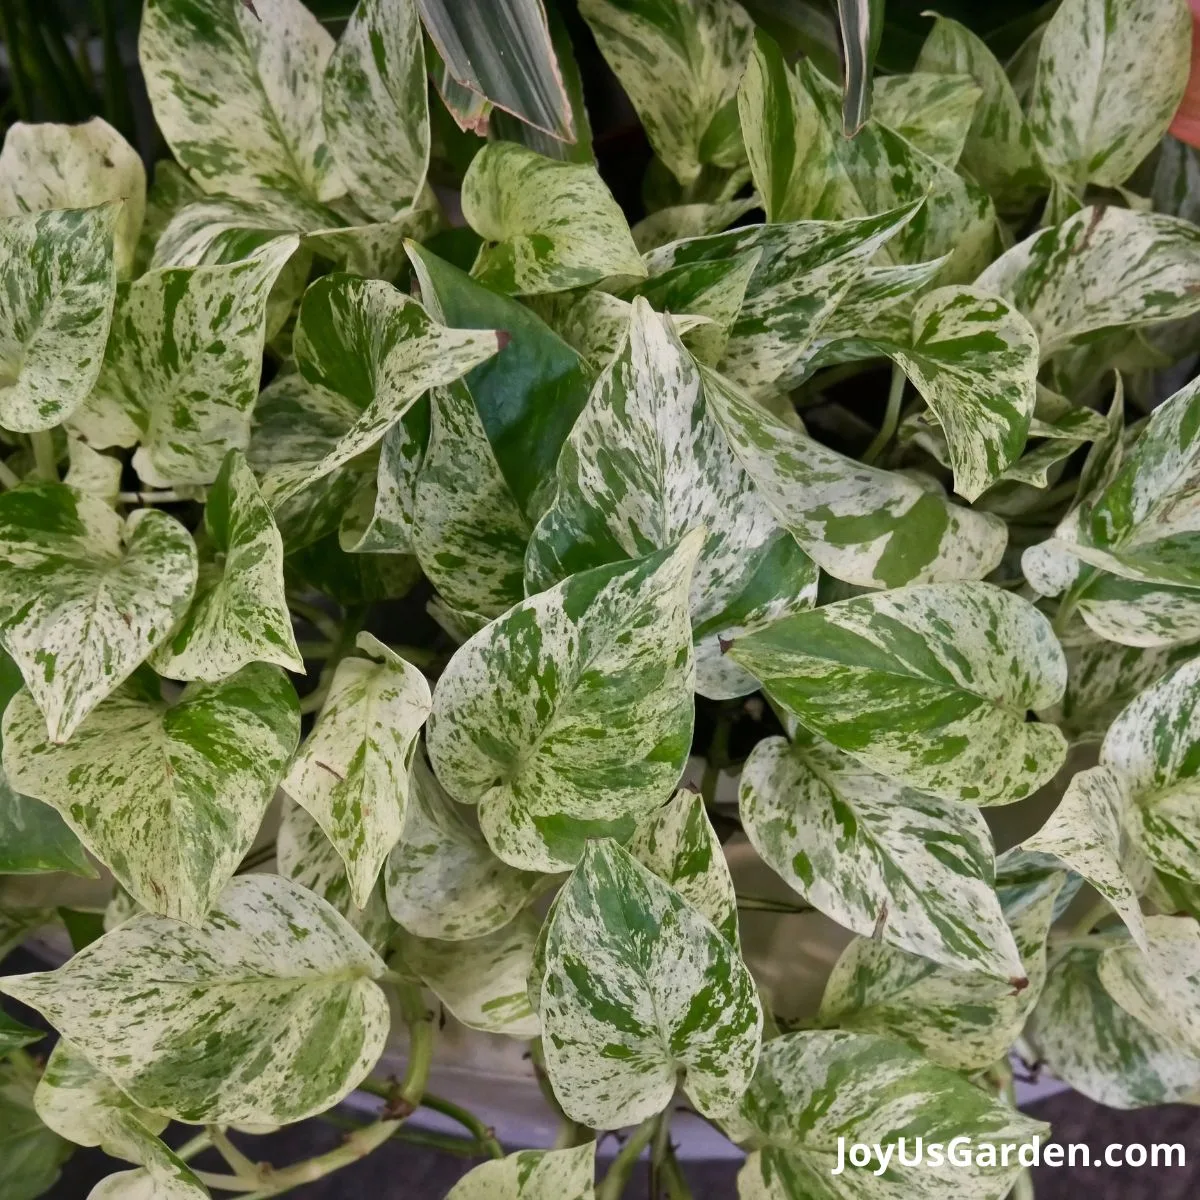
(885, 285, 1039, 501)
(1076, 575, 1200, 649)
(817, 861, 1064, 1072)
(872, 73, 980, 167)
(578, 0, 755, 187)
(446, 1143, 595, 1200)
(704, 354, 1007, 586)
(385, 752, 543, 941)
(527, 302, 816, 699)
(0, 206, 118, 432)
(282, 633, 430, 907)
(461, 142, 645, 294)
(631, 198, 758, 254)
(1029, 0, 1191, 192)
(740, 734, 1023, 978)
(0, 1057, 71, 1200)
(0, 1009, 39, 1056)
(976, 206, 1200, 358)
(265, 273, 501, 503)
(65, 438, 122, 508)
(322, 0, 428, 222)
(1101, 656, 1200, 882)
(539, 839, 761, 1126)
(737, 1031, 1045, 1200)
(151, 451, 302, 680)
(0, 874, 388, 1125)
(277, 799, 392, 952)
(0, 117, 145, 277)
(89, 1169, 207, 1200)
(729, 582, 1067, 804)
(1023, 764, 1147, 949)
(140, 0, 343, 204)
(3, 662, 299, 925)
(396, 910, 541, 1037)
(0, 484, 197, 743)
(426, 535, 700, 873)
(628, 788, 738, 945)
(81, 237, 298, 486)
(1029, 938, 1200, 1108)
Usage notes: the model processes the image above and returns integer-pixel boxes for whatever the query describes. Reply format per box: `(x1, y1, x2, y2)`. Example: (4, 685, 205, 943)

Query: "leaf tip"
(496, 330, 513, 352)
(718, 636, 734, 655)
(1010, 975, 1030, 995)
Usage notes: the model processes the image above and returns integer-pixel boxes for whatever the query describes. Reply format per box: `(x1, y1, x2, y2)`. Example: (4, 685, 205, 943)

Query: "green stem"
(118, 489, 199, 505)
(287, 596, 342, 644)
(192, 1170, 260, 1193)
(1068, 898, 1113, 939)
(0, 458, 22, 490)
(208, 1127, 260, 1179)
(236, 842, 276, 874)
(596, 1116, 658, 1200)
(648, 1107, 673, 1199)
(395, 982, 435, 1111)
(736, 893, 813, 914)
(174, 1132, 213, 1163)
(863, 363, 906, 464)
(91, 0, 136, 139)
(662, 1145, 694, 1200)
(30, 431, 57, 481)
(421, 1094, 504, 1159)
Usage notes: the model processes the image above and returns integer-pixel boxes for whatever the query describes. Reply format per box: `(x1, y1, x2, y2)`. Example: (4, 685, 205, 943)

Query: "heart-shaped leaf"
(0, 874, 389, 1125)
(872, 73, 980, 168)
(446, 1143, 595, 1200)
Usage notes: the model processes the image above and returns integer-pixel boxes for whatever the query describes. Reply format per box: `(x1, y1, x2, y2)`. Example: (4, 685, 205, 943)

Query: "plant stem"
(421, 1094, 504, 1159)
(192, 1170, 261, 1193)
(208, 1127, 260, 1179)
(1068, 898, 1113, 939)
(30, 431, 57, 481)
(700, 707, 734, 808)
(596, 1116, 657, 1200)
(287, 596, 342, 644)
(0, 458, 22, 490)
(862, 363, 905, 464)
(117, 489, 198, 505)
(174, 1132, 213, 1163)
(662, 1144, 694, 1199)
(394, 982, 435, 1111)
(736, 893, 813, 914)
(648, 1107, 673, 1199)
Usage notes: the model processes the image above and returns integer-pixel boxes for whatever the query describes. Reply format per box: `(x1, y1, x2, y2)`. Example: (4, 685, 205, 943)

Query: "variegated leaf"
(631, 198, 758, 254)
(705, 375, 1007, 587)
(0, 206, 118, 432)
(738, 40, 995, 281)
(737, 1032, 1045, 1200)
(729, 583, 1067, 804)
(0, 1010, 38, 1056)
(539, 839, 761, 1126)
(65, 438, 122, 507)
(277, 798, 392, 952)
(0, 118, 144, 278)
(80, 237, 298, 486)
(461, 142, 645, 294)
(885, 285, 1039, 501)
(89, 1169, 206, 1200)
(817, 859, 1064, 1072)
(740, 734, 1023, 978)
(1023, 764, 1147, 949)
(871, 73, 979, 168)
(527, 301, 816, 699)
(0, 1057, 71, 1200)
(426, 535, 700, 873)
(385, 752, 543, 941)
(338, 408, 426, 555)
(140, 0, 342, 204)
(641, 206, 919, 399)
(281, 633, 430, 908)
(1101, 656, 1200, 883)
(3, 663, 299, 925)
(629, 788, 738, 945)
(0, 874, 389, 1124)
(446, 1143, 595, 1200)
(151, 451, 301, 681)
(975, 206, 1200, 359)
(1076, 575, 1200, 649)
(1098, 915, 1200, 1057)
(411, 382, 530, 618)
(1029, 938, 1200, 1108)
(396, 910, 541, 1037)
(1030, 0, 1191, 192)
(323, 0, 428, 222)
(264, 273, 501, 504)
(914, 17, 1044, 213)
(1055, 375, 1200, 587)
(0, 484, 197, 743)
(35, 1041, 203, 1198)
(578, 0, 754, 186)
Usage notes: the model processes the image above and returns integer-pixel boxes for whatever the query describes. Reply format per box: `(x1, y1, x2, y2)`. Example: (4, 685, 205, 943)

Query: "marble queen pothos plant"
(8, 0, 1200, 1196)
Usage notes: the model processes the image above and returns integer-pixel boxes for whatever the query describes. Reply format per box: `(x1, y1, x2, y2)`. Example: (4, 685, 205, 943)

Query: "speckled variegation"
(0, 206, 118, 432)
(282, 633, 430, 908)
(705, 376, 1008, 587)
(730, 582, 1067, 804)
(0, 484, 197, 743)
(0, 875, 389, 1125)
(322, 0, 428, 221)
(872, 73, 980, 167)
(385, 753, 543, 941)
(461, 142, 645, 295)
(579, 0, 754, 187)
(539, 839, 761, 1127)
(426, 534, 700, 872)
(151, 451, 301, 680)
(446, 1143, 595, 1200)
(741, 734, 1023, 977)
(2, 663, 299, 925)
(139, 0, 343, 204)
(0, 119, 144, 277)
